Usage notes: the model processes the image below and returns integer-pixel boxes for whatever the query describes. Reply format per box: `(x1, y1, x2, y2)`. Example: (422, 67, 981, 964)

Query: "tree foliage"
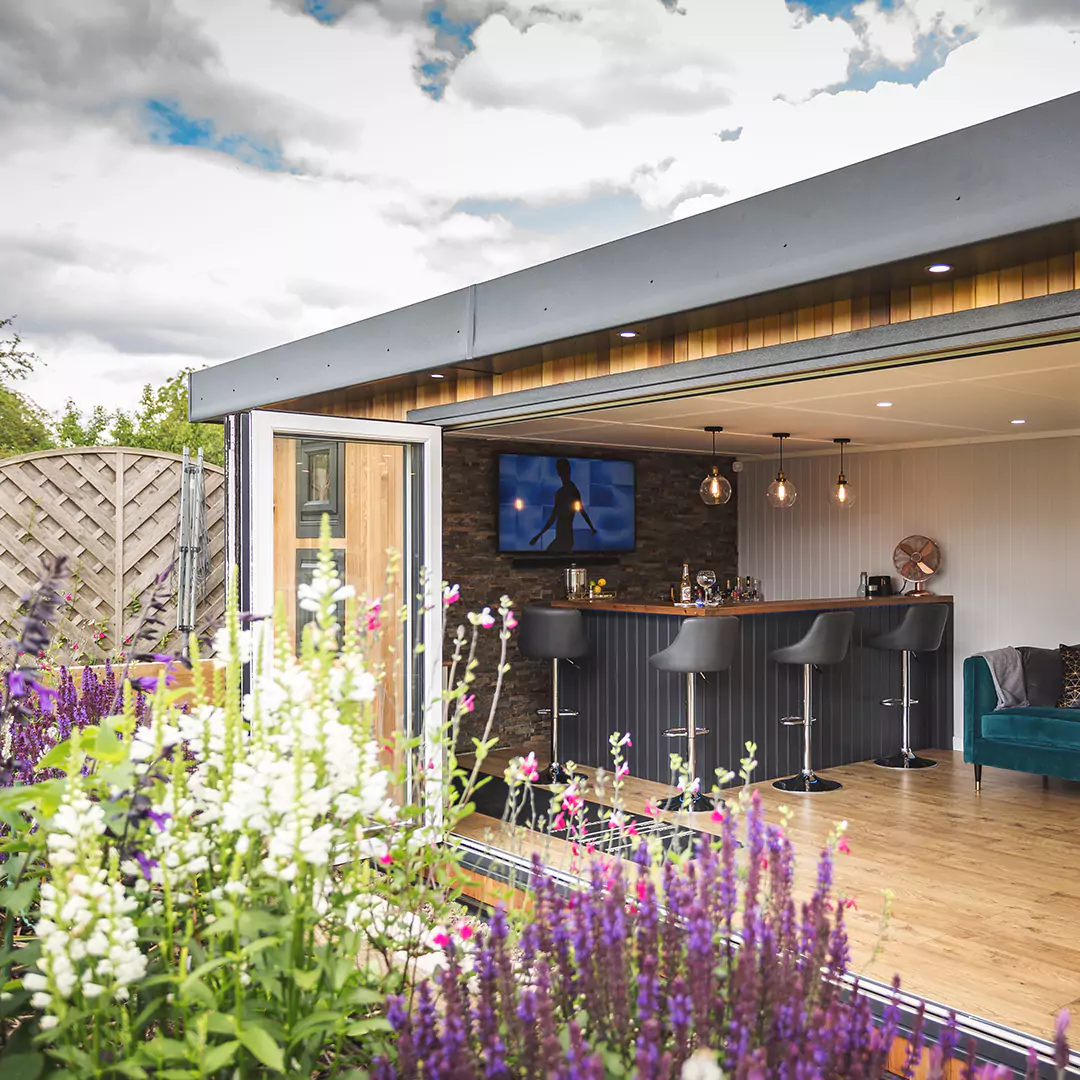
(58, 369, 224, 467)
(0, 384, 55, 457)
(0, 316, 223, 467)
(0, 315, 36, 382)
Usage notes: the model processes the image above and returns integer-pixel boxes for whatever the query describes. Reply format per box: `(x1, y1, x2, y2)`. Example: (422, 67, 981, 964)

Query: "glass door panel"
(247, 411, 442, 812)
(272, 436, 407, 762)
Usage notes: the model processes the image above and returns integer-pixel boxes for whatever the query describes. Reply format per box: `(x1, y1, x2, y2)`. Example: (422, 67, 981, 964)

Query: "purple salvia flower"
(1055, 1009, 1071, 1077)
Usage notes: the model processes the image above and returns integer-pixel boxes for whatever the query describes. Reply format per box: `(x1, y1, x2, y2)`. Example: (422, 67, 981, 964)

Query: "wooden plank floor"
(455, 749, 1080, 1043)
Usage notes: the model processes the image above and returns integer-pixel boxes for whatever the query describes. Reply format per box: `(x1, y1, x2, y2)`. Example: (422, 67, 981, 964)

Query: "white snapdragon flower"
(27, 790, 147, 1021)
(212, 626, 254, 666)
(297, 576, 355, 612)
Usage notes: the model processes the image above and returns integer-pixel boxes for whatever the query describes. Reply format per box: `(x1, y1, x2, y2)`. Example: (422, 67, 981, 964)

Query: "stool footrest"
(881, 697, 918, 707)
(780, 716, 813, 726)
(663, 726, 709, 738)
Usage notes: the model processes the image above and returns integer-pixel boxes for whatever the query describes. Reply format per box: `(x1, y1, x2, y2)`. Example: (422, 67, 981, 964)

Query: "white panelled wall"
(738, 435, 1080, 748)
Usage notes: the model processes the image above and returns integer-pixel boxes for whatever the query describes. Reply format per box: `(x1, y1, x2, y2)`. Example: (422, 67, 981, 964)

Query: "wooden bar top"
(551, 594, 953, 617)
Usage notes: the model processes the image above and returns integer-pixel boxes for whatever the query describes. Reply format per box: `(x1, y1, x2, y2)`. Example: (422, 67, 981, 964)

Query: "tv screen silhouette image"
(498, 454, 635, 554)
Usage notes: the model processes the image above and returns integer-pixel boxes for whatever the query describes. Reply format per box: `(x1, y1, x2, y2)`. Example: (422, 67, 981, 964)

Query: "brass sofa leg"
(974, 764, 982, 792)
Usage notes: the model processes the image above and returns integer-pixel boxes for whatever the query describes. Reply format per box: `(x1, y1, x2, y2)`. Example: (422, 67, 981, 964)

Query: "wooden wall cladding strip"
(281, 258, 1079, 421)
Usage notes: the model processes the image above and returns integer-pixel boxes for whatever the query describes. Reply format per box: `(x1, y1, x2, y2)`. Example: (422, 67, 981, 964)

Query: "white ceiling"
(462, 338, 1080, 458)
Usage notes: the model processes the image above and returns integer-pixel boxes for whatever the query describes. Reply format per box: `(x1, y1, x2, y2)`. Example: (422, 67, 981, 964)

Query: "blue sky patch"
(788, 0, 895, 15)
(426, 5, 478, 51)
(144, 100, 289, 171)
(303, 0, 341, 25)
(831, 27, 971, 94)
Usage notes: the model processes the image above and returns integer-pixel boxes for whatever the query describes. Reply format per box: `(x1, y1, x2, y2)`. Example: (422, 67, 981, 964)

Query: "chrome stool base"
(659, 790, 714, 813)
(773, 772, 843, 794)
(547, 761, 574, 785)
(775, 662, 843, 794)
(874, 751, 937, 770)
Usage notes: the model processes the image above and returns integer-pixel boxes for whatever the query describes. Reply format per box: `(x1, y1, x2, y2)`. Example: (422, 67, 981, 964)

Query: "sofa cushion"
(982, 707, 1080, 749)
(1019, 646, 1064, 707)
(1058, 643, 1080, 708)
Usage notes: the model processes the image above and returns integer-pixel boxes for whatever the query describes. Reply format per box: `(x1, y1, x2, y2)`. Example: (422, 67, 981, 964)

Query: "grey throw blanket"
(979, 646, 1028, 709)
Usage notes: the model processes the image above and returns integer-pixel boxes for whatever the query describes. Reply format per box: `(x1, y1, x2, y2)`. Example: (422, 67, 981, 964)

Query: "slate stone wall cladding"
(442, 435, 738, 747)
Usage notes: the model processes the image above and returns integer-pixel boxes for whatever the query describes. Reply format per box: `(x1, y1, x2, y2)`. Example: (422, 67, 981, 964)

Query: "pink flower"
(478, 607, 495, 629)
(506, 610, 518, 629)
(554, 812, 567, 831)
(432, 931, 450, 949)
(837, 836, 851, 856)
(616, 762, 630, 779)
(617, 732, 632, 748)
(627, 822, 638, 837)
(443, 583, 460, 604)
(367, 601, 382, 632)
(458, 923, 474, 941)
(462, 694, 475, 713)
(844, 897, 858, 910)
(711, 808, 724, 823)
(643, 799, 658, 817)
(379, 852, 393, 866)
(522, 751, 538, 782)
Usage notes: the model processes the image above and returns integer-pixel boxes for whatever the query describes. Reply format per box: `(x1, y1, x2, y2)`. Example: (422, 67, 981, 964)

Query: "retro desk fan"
(893, 535, 941, 595)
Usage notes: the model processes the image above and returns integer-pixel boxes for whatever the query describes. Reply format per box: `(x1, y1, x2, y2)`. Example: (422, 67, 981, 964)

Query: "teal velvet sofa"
(963, 655, 1080, 789)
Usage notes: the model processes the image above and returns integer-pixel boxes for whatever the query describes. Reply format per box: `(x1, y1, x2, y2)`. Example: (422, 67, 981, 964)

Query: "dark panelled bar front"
(554, 598, 953, 788)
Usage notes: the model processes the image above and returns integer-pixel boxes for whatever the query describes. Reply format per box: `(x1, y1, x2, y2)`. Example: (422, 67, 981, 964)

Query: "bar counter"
(548, 594, 954, 788)
(551, 594, 948, 617)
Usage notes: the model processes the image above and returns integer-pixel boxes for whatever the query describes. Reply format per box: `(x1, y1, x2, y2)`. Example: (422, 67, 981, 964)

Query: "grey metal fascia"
(189, 285, 474, 421)
(470, 92, 1080, 357)
(408, 291, 1080, 427)
(191, 91, 1080, 423)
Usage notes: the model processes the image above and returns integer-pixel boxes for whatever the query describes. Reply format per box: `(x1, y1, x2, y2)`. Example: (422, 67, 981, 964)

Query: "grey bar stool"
(518, 607, 589, 785)
(872, 603, 949, 770)
(650, 616, 740, 812)
(772, 611, 855, 794)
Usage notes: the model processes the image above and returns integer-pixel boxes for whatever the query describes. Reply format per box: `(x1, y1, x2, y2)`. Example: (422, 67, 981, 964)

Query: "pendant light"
(699, 426, 732, 505)
(765, 433, 797, 508)
(830, 438, 856, 508)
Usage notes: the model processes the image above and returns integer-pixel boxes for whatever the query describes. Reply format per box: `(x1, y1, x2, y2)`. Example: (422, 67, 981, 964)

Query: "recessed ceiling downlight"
(619, 330, 638, 338)
(926, 263, 953, 274)
(1011, 419, 1026, 425)
(430, 373, 445, 379)
(876, 401, 893, 408)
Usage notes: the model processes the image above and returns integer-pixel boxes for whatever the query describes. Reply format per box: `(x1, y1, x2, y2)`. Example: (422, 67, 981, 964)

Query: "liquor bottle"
(680, 562, 693, 604)
(857, 571, 868, 598)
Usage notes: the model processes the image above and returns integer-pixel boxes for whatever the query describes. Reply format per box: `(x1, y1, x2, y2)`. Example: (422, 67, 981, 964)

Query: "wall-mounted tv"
(498, 453, 635, 555)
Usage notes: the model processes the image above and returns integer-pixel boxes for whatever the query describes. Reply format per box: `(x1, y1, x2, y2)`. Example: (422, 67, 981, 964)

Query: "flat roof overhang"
(190, 91, 1080, 423)
(406, 290, 1080, 430)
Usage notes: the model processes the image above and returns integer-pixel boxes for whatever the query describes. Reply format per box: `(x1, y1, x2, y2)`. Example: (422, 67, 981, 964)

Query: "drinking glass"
(697, 569, 717, 605)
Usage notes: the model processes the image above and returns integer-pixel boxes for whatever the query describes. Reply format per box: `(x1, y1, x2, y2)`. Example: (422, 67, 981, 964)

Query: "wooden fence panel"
(0, 447, 225, 661)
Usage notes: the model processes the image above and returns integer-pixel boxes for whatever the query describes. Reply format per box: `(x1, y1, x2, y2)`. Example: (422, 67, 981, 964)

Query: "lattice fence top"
(0, 447, 225, 662)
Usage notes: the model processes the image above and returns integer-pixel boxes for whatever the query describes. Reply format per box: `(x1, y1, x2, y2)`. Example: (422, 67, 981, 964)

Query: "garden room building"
(190, 90, 1080, 1073)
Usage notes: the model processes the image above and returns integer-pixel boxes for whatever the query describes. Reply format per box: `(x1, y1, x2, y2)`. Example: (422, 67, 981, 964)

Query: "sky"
(1, 0, 1079, 414)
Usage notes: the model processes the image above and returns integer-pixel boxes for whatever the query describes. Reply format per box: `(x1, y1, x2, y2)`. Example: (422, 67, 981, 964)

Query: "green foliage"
(58, 369, 224, 466)
(0, 385, 54, 457)
(0, 316, 52, 457)
(0, 315, 36, 382)
(55, 402, 110, 448)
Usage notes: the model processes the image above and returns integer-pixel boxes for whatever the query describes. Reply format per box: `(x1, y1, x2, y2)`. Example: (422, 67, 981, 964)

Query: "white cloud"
(1, 0, 1078, 415)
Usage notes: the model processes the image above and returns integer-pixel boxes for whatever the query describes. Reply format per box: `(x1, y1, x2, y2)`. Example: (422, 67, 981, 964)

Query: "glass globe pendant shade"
(699, 465, 732, 505)
(766, 472, 797, 508)
(830, 475, 856, 508)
